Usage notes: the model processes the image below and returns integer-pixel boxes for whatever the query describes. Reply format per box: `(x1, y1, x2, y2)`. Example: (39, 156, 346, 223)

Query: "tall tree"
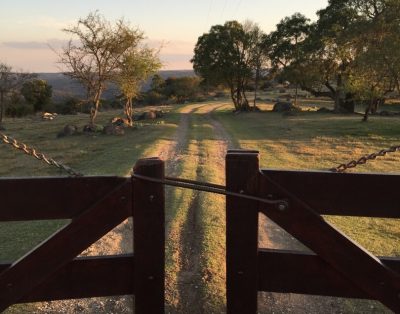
(58, 11, 144, 127)
(266, 13, 311, 105)
(114, 47, 161, 126)
(192, 21, 258, 111)
(21, 79, 52, 112)
(244, 21, 268, 108)
(297, 1, 360, 113)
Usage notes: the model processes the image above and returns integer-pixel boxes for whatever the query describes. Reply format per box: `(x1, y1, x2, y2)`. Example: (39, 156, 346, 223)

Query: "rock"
(273, 102, 300, 112)
(103, 124, 125, 135)
(145, 111, 157, 119)
(110, 117, 130, 126)
(83, 124, 103, 133)
(42, 112, 57, 120)
(154, 110, 164, 118)
(57, 124, 78, 138)
(317, 107, 332, 113)
(133, 112, 146, 121)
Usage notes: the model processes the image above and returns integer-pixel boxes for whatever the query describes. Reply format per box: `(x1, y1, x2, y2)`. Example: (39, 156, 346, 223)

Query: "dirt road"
(31, 103, 363, 313)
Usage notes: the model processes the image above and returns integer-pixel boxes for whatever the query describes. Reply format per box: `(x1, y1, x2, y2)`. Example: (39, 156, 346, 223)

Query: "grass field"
(1, 97, 399, 313)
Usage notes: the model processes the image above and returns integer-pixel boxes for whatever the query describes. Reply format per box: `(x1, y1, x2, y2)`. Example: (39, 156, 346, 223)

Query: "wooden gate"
(0, 158, 165, 314)
(226, 150, 400, 313)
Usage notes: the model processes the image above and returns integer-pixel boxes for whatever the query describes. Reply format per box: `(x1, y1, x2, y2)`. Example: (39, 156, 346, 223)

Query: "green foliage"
(264, 0, 400, 114)
(59, 11, 146, 125)
(21, 79, 52, 112)
(6, 103, 34, 118)
(192, 21, 259, 111)
(0, 63, 33, 123)
(114, 45, 162, 125)
(163, 76, 201, 103)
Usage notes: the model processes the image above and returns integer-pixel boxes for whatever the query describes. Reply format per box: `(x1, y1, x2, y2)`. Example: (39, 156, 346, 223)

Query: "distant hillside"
(38, 70, 195, 102)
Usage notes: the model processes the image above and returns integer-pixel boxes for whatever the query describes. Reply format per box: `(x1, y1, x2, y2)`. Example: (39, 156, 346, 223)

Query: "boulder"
(83, 124, 103, 133)
(133, 112, 146, 121)
(110, 117, 130, 126)
(154, 110, 164, 118)
(57, 124, 78, 138)
(145, 111, 157, 120)
(317, 107, 333, 113)
(103, 124, 125, 136)
(273, 102, 300, 112)
(42, 112, 57, 120)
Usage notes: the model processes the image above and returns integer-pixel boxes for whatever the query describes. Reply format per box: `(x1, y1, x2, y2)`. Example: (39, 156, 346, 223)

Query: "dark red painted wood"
(0, 181, 131, 312)
(258, 249, 400, 299)
(133, 158, 165, 314)
(0, 255, 134, 302)
(261, 169, 400, 218)
(259, 171, 400, 312)
(0, 176, 129, 221)
(226, 151, 259, 314)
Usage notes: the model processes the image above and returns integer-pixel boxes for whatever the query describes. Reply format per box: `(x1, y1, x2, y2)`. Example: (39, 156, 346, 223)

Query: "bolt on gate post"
(226, 150, 260, 314)
(133, 158, 165, 314)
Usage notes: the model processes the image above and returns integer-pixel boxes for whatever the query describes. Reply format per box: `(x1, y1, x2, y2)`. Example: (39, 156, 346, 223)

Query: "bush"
(53, 98, 81, 115)
(144, 91, 165, 105)
(6, 103, 34, 118)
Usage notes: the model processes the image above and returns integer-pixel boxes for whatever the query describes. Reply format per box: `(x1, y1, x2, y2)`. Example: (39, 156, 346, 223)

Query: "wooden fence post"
(133, 158, 165, 314)
(226, 150, 260, 314)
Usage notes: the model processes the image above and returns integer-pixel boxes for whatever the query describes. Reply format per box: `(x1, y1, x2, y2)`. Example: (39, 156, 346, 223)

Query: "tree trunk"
(363, 98, 375, 122)
(253, 66, 260, 109)
(294, 84, 298, 106)
(125, 98, 133, 127)
(90, 89, 102, 125)
(0, 91, 4, 125)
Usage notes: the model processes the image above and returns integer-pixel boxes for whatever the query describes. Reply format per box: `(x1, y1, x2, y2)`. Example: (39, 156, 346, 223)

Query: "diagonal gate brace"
(259, 173, 400, 312)
(0, 180, 132, 312)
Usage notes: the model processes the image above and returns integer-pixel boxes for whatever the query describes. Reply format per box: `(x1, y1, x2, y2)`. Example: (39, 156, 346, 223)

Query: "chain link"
(1, 132, 82, 177)
(330, 145, 400, 173)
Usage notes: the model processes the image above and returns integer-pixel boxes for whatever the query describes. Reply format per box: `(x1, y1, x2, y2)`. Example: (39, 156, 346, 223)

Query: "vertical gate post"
(133, 158, 165, 314)
(226, 150, 260, 314)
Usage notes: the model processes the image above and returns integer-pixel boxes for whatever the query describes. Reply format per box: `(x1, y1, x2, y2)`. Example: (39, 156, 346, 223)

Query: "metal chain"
(132, 173, 289, 210)
(0, 132, 82, 177)
(330, 144, 400, 173)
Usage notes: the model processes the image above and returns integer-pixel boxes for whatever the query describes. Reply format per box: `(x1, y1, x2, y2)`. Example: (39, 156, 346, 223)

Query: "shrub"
(6, 103, 34, 117)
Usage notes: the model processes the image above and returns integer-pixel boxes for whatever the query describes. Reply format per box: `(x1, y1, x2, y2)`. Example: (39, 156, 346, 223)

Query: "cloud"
(0, 39, 75, 50)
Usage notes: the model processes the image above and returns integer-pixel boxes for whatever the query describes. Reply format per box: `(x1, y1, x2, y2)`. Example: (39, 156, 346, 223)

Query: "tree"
(0, 63, 33, 126)
(58, 11, 144, 126)
(266, 13, 311, 105)
(114, 47, 161, 126)
(192, 21, 259, 111)
(163, 76, 201, 103)
(244, 21, 268, 108)
(21, 79, 52, 112)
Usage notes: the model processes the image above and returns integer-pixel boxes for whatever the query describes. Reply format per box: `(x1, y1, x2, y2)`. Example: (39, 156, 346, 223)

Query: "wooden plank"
(0, 255, 134, 302)
(261, 169, 400, 218)
(0, 181, 132, 312)
(133, 158, 165, 314)
(226, 151, 260, 314)
(259, 171, 400, 312)
(258, 249, 400, 299)
(0, 176, 129, 221)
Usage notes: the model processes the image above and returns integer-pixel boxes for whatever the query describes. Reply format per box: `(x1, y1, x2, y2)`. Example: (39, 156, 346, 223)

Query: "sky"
(0, 0, 328, 72)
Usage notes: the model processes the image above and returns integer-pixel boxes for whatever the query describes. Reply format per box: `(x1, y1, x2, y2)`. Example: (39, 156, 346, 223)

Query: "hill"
(38, 70, 195, 101)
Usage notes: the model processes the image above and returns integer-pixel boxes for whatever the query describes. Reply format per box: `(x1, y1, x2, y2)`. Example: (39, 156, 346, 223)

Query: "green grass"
(213, 102, 399, 313)
(0, 106, 181, 313)
(1, 99, 400, 313)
